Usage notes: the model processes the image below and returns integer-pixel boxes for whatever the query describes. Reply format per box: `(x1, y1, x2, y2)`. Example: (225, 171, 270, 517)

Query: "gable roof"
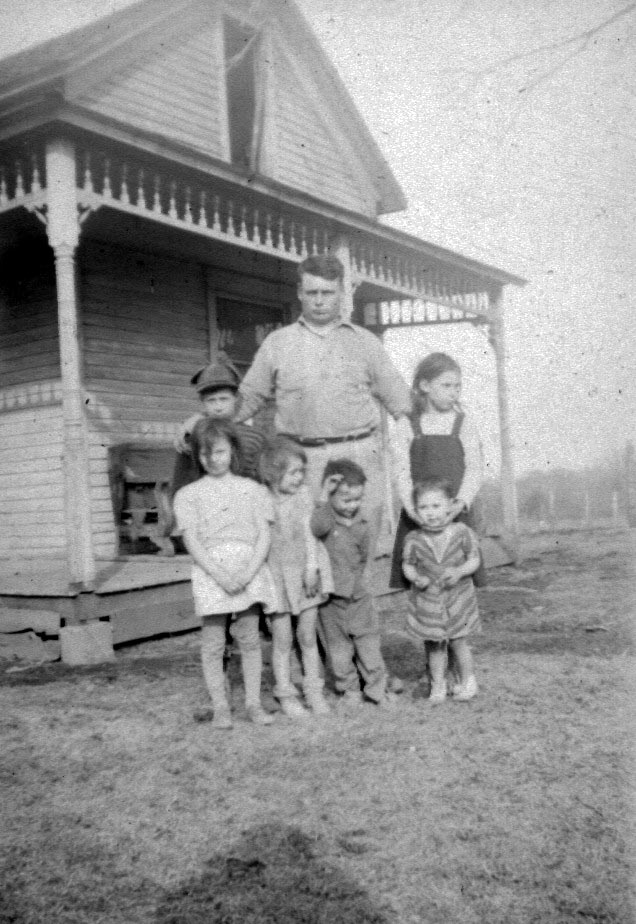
(0, 0, 406, 214)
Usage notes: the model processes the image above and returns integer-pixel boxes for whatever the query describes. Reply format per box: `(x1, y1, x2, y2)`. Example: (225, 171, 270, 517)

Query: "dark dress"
(389, 411, 486, 588)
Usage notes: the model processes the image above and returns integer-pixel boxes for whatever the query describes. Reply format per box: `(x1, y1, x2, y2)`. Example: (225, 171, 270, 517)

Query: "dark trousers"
(318, 594, 386, 702)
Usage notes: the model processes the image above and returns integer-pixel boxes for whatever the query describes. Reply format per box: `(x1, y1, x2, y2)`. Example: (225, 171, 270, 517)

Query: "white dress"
(173, 474, 278, 617)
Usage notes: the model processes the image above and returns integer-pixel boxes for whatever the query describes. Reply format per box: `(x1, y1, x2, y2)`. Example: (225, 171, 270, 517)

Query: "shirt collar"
(297, 315, 356, 335)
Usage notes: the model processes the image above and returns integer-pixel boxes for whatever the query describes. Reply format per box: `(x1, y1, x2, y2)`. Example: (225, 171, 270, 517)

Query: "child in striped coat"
(402, 476, 482, 704)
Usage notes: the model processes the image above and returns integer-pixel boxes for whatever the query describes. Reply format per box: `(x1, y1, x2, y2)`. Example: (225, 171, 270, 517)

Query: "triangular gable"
(0, 0, 406, 217)
(271, 43, 377, 216)
(68, 18, 227, 162)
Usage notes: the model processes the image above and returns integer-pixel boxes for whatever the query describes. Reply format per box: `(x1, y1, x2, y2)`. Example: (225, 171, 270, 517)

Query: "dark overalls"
(389, 411, 485, 589)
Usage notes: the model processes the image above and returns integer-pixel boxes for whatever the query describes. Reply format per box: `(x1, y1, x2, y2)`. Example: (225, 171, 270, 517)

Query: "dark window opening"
(224, 17, 261, 169)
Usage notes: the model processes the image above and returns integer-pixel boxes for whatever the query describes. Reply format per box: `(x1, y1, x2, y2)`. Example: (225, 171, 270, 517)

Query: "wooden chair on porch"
(108, 444, 176, 556)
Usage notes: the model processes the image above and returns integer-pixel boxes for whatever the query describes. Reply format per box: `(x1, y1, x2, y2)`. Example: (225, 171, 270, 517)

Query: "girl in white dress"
(260, 437, 333, 718)
(173, 418, 278, 729)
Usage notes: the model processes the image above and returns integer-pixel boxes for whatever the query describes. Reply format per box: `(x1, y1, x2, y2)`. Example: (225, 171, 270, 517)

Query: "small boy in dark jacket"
(311, 458, 393, 708)
(171, 352, 264, 499)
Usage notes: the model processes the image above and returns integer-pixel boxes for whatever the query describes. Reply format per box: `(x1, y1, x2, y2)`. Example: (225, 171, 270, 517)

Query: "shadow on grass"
(155, 823, 395, 924)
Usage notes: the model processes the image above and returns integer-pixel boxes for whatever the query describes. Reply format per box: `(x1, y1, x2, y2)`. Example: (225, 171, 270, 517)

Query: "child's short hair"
(259, 436, 307, 488)
(190, 418, 243, 475)
(412, 476, 455, 506)
(322, 457, 367, 487)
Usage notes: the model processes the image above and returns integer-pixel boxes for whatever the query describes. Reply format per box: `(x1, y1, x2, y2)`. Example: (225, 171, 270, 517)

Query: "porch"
(1, 135, 522, 651)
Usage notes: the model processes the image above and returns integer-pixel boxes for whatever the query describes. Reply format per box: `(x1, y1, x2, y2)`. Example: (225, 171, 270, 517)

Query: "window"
(224, 17, 263, 170)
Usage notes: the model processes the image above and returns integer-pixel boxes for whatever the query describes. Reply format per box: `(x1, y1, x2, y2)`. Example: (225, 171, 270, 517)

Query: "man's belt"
(281, 428, 376, 448)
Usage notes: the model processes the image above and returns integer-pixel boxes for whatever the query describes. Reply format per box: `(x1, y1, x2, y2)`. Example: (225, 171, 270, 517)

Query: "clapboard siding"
(0, 254, 60, 390)
(79, 241, 209, 556)
(0, 405, 66, 559)
(74, 26, 225, 159)
(271, 52, 375, 217)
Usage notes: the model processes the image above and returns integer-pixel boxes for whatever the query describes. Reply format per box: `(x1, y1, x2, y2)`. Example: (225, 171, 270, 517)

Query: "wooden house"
(0, 0, 524, 650)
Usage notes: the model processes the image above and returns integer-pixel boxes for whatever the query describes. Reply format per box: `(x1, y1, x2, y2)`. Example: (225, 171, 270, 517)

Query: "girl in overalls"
(390, 352, 485, 592)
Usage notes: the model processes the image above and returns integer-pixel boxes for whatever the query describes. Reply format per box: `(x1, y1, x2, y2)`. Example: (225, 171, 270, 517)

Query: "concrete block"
(60, 621, 115, 666)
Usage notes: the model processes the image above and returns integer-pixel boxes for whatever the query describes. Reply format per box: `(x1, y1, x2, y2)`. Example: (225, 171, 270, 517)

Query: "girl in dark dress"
(390, 352, 485, 590)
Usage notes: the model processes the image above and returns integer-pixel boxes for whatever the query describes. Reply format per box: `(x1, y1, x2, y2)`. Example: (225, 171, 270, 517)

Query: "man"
(236, 254, 413, 554)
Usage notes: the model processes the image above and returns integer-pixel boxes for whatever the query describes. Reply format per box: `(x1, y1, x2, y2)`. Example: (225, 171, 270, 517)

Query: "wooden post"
(332, 233, 355, 321)
(46, 139, 96, 588)
(489, 285, 519, 558)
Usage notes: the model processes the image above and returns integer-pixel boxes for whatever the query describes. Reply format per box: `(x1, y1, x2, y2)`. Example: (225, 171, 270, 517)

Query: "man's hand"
(450, 498, 467, 520)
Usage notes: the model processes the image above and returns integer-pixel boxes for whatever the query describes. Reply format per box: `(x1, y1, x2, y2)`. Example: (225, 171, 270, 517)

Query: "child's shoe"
(387, 675, 405, 694)
(211, 707, 234, 730)
(279, 696, 310, 719)
(246, 704, 275, 725)
(305, 691, 330, 716)
(453, 676, 478, 702)
(429, 682, 447, 705)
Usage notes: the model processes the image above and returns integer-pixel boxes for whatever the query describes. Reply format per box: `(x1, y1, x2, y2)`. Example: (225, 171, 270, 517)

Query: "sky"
(0, 0, 634, 478)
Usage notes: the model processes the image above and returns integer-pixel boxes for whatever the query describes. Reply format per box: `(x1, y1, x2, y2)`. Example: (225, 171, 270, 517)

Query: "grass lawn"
(1, 527, 634, 923)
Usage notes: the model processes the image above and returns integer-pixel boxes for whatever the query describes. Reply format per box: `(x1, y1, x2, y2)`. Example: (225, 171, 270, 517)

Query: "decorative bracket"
(25, 201, 48, 227)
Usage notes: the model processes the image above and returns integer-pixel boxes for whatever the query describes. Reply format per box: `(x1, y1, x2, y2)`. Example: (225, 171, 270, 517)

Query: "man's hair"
(297, 254, 344, 284)
(190, 418, 243, 475)
(322, 457, 367, 487)
(259, 436, 307, 488)
(412, 476, 455, 506)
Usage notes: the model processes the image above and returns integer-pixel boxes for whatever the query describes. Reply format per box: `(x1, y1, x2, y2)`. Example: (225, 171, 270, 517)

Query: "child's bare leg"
(231, 605, 274, 724)
(297, 607, 329, 713)
(426, 641, 448, 703)
(200, 615, 233, 728)
(271, 612, 307, 717)
(449, 637, 478, 700)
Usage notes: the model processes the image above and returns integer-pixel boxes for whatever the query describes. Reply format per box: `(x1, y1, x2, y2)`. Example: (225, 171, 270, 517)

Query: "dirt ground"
(1, 527, 634, 924)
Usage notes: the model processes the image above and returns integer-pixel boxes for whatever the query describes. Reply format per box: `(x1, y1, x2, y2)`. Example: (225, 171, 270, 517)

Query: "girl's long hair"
(259, 436, 307, 489)
(190, 417, 244, 475)
(411, 352, 462, 417)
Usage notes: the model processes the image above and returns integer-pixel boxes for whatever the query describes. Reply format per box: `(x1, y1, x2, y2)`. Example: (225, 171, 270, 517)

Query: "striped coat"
(403, 523, 481, 642)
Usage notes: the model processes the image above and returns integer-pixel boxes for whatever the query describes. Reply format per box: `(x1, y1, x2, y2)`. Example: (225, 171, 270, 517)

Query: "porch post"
(489, 284, 519, 558)
(45, 139, 96, 587)
(332, 233, 355, 321)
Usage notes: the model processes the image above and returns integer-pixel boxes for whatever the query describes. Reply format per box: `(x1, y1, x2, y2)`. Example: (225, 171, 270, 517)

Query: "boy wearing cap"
(171, 352, 264, 499)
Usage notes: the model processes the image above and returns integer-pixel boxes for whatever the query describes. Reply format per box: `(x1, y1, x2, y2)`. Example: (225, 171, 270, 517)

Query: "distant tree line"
(479, 444, 634, 531)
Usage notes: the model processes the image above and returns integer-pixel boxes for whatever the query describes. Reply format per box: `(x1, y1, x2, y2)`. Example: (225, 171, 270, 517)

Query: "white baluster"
(120, 163, 130, 204)
(31, 155, 42, 194)
(311, 227, 318, 255)
(103, 158, 112, 199)
(264, 211, 273, 249)
(137, 169, 146, 209)
(253, 209, 260, 244)
(0, 168, 7, 207)
(153, 175, 162, 213)
(184, 187, 193, 223)
(198, 191, 208, 227)
(239, 205, 249, 241)
(227, 200, 235, 236)
(278, 215, 286, 252)
(83, 153, 93, 194)
(212, 196, 221, 233)
(14, 161, 24, 199)
(168, 182, 178, 219)
(300, 225, 308, 258)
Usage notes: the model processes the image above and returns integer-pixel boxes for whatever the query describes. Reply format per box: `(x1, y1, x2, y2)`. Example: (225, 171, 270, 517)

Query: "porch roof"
(0, 0, 406, 216)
